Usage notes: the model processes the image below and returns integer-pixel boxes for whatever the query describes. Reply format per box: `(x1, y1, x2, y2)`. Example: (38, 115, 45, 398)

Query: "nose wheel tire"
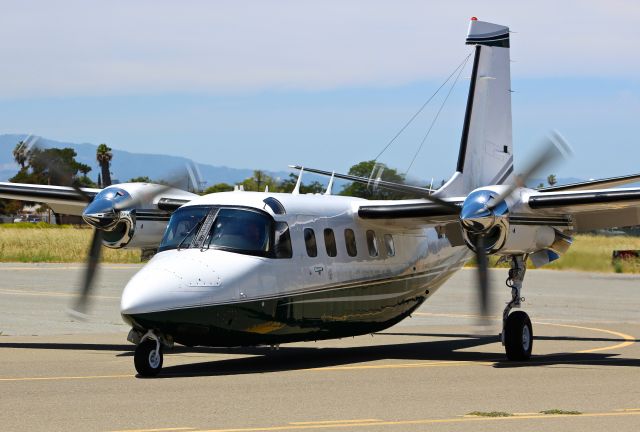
(504, 311, 533, 361)
(134, 339, 163, 377)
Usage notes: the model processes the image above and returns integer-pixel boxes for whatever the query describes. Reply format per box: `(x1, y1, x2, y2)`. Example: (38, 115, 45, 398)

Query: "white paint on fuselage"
(120, 191, 472, 315)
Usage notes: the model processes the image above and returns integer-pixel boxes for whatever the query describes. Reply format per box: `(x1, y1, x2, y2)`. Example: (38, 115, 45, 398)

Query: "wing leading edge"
(527, 187, 640, 231)
(0, 182, 102, 216)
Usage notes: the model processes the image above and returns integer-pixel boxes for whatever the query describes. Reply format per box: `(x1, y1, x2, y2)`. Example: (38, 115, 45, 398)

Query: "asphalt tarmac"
(1, 263, 639, 431)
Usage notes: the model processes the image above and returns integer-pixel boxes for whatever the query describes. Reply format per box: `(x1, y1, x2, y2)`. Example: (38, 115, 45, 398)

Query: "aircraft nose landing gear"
(134, 330, 171, 377)
(501, 255, 533, 361)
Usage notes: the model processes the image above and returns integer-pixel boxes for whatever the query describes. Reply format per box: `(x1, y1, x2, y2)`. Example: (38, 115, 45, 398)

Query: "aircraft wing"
(0, 182, 102, 216)
(0, 182, 194, 217)
(358, 200, 463, 224)
(527, 187, 640, 231)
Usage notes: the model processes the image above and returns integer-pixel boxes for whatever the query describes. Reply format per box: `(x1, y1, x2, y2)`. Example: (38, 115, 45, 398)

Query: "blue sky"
(0, 1, 638, 184)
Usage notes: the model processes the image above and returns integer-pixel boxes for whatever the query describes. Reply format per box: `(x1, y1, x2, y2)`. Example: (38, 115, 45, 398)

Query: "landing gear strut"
(134, 330, 169, 377)
(501, 255, 533, 361)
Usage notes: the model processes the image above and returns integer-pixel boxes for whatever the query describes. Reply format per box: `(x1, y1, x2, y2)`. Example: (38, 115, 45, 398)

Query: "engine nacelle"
(83, 183, 197, 249)
(100, 210, 170, 249)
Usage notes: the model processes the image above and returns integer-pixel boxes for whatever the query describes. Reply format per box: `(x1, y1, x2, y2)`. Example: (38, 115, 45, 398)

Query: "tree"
(2, 146, 96, 216)
(96, 143, 113, 187)
(13, 141, 29, 169)
(278, 173, 325, 194)
(547, 174, 557, 187)
(203, 183, 234, 194)
(129, 176, 153, 183)
(241, 171, 280, 192)
(339, 160, 409, 200)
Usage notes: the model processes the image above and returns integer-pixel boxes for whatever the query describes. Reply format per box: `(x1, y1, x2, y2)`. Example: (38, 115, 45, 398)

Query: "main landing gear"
(132, 330, 171, 377)
(500, 255, 533, 361)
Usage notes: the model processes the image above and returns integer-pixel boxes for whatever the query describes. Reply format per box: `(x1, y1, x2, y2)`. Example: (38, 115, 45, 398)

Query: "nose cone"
(120, 250, 237, 316)
(82, 198, 118, 229)
(460, 202, 495, 232)
(120, 267, 182, 315)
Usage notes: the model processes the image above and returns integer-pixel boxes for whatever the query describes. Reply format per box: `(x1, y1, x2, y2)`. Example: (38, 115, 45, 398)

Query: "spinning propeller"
(456, 132, 572, 320)
(25, 137, 201, 316)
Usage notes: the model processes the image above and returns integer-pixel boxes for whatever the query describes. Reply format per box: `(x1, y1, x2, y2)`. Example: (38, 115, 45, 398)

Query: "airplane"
(2, 18, 640, 377)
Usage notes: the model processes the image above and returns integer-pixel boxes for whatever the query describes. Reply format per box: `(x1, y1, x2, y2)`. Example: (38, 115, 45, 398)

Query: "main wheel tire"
(504, 311, 533, 361)
(134, 339, 163, 377)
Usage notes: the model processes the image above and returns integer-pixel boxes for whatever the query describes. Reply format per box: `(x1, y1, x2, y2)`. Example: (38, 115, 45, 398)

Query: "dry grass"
(1, 225, 640, 271)
(544, 234, 640, 273)
(468, 234, 640, 274)
(0, 223, 140, 263)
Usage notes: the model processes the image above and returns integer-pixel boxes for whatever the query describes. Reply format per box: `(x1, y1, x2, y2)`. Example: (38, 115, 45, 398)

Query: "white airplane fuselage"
(120, 191, 471, 347)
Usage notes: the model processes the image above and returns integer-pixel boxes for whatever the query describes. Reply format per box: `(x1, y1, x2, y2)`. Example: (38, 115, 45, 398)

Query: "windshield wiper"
(191, 208, 220, 250)
(176, 218, 206, 251)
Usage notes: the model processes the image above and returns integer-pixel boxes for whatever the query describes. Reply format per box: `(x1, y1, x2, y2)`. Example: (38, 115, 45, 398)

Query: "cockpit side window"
(274, 221, 292, 258)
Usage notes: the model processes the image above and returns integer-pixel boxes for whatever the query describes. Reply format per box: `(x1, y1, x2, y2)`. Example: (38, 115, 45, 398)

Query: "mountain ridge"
(0, 134, 291, 187)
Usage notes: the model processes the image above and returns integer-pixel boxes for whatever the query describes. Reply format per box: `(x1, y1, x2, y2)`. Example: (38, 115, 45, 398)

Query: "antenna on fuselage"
(292, 167, 303, 195)
(265, 185, 269, 192)
(233, 185, 239, 191)
(324, 171, 335, 195)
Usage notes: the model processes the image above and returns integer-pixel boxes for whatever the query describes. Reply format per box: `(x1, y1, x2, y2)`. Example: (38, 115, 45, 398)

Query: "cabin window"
(304, 228, 317, 257)
(274, 222, 292, 258)
(366, 230, 379, 257)
(324, 228, 337, 257)
(344, 228, 357, 257)
(384, 234, 395, 257)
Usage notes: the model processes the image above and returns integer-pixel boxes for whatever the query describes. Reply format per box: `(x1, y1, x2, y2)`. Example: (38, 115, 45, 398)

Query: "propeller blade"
(489, 131, 572, 210)
(473, 235, 490, 320)
(70, 229, 103, 316)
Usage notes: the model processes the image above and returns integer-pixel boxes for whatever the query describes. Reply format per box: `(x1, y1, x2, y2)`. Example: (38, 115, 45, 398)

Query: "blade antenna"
(292, 167, 303, 195)
(324, 171, 335, 195)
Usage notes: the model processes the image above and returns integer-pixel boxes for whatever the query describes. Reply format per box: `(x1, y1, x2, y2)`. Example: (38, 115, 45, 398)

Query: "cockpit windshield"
(158, 205, 283, 257)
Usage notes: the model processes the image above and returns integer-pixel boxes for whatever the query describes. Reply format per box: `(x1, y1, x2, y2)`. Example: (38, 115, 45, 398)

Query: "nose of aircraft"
(120, 249, 246, 318)
(120, 262, 184, 316)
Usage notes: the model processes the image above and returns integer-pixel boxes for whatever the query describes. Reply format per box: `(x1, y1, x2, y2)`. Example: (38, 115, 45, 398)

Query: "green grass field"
(1, 223, 639, 272)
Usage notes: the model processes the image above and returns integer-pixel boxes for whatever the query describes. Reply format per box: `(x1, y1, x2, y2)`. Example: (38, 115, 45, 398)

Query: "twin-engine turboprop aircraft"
(2, 18, 640, 376)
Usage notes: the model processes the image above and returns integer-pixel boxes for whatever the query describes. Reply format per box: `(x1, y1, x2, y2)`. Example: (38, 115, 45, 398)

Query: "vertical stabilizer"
(439, 18, 513, 196)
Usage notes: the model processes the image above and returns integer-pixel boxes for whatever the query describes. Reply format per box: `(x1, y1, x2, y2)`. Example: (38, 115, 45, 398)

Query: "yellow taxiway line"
(0, 287, 119, 299)
(1, 311, 635, 383)
(0, 265, 138, 271)
(413, 311, 636, 353)
(184, 410, 640, 432)
(0, 374, 133, 382)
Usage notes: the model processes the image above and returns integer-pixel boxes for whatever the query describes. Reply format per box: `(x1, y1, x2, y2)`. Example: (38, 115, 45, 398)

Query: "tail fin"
(439, 18, 513, 196)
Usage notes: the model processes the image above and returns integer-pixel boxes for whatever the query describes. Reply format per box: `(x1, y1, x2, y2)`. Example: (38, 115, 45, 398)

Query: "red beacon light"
(470, 17, 478, 21)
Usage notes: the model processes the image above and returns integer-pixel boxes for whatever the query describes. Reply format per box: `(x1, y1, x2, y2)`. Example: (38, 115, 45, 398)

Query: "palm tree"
(547, 174, 557, 187)
(96, 144, 113, 187)
(13, 141, 29, 169)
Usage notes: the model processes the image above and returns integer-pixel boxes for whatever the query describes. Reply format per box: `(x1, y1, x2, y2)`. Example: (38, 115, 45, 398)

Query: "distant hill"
(0, 134, 290, 188)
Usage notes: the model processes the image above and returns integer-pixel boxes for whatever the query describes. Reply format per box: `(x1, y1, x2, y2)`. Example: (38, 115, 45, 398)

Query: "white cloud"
(0, 0, 638, 98)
